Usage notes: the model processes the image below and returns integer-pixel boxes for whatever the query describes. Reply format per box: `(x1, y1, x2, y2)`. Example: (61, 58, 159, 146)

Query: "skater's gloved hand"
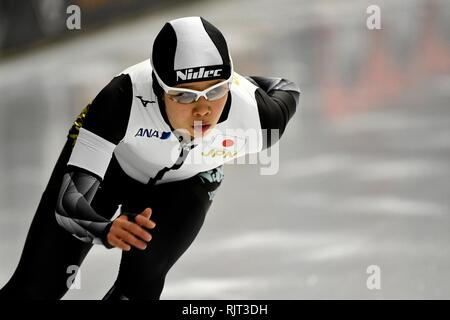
(106, 208, 156, 251)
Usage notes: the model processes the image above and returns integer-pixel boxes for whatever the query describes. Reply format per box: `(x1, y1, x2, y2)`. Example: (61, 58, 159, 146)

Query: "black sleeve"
(54, 74, 133, 248)
(82, 73, 133, 144)
(246, 76, 300, 150)
(55, 167, 113, 248)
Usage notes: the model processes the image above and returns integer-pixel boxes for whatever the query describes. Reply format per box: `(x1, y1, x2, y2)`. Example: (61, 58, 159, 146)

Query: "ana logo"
(176, 67, 222, 81)
(136, 96, 156, 107)
(135, 128, 171, 140)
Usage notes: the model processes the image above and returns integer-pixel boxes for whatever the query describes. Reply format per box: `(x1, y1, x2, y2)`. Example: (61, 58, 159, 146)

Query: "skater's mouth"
(192, 124, 211, 133)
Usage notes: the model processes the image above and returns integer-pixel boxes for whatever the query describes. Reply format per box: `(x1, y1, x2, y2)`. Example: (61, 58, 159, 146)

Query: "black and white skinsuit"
(0, 60, 299, 300)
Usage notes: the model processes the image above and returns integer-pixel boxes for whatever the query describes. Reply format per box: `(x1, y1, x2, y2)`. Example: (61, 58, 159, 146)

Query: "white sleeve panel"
(67, 127, 116, 180)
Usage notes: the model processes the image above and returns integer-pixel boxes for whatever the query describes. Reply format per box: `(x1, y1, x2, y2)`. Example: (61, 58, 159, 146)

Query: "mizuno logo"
(176, 67, 222, 81)
(136, 96, 156, 107)
(135, 128, 171, 140)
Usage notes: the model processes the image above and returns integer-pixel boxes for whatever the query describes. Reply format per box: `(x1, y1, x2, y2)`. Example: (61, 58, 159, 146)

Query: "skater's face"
(163, 79, 229, 138)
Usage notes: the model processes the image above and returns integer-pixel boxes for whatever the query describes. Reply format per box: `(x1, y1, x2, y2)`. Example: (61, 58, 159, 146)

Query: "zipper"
(146, 141, 196, 186)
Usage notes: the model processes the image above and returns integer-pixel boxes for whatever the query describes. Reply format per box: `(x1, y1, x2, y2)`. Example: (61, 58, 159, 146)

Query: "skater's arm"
(245, 76, 300, 150)
(55, 75, 156, 249)
(55, 74, 132, 247)
(55, 167, 112, 246)
(55, 167, 156, 249)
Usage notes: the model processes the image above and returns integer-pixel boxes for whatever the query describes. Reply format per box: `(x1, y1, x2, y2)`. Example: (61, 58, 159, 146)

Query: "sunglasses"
(152, 62, 233, 104)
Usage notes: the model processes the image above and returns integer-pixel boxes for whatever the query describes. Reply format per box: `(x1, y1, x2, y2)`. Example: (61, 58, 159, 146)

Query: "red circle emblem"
(222, 139, 234, 147)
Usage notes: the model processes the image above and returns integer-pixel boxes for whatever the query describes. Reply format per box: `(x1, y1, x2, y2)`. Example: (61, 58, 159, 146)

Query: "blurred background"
(0, 0, 449, 299)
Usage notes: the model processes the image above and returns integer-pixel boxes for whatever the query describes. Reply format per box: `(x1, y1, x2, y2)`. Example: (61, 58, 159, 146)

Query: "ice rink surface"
(0, 0, 449, 299)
